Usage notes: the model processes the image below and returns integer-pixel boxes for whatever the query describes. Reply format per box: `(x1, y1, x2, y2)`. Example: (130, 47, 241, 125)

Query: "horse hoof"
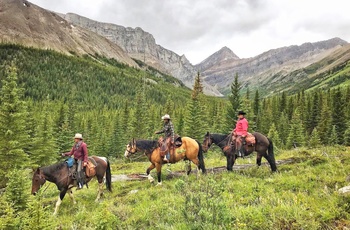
(149, 179, 154, 183)
(156, 182, 162, 186)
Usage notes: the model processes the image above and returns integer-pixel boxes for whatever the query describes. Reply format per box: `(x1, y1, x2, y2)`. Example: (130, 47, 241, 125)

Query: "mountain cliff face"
(196, 38, 348, 95)
(60, 13, 223, 96)
(0, 0, 137, 67)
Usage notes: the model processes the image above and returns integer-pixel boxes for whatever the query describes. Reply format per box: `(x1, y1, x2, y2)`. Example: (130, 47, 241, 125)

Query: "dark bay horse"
(124, 137, 206, 185)
(202, 132, 277, 172)
(31, 156, 112, 215)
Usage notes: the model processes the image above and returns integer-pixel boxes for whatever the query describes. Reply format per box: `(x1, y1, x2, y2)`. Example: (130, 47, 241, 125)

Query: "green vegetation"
(0, 44, 350, 229)
(1, 147, 350, 229)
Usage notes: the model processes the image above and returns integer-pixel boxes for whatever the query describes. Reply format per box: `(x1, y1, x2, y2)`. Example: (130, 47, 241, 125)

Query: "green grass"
(12, 147, 350, 229)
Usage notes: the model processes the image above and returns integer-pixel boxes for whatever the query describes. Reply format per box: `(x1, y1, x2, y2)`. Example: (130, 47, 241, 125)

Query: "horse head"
(31, 168, 46, 195)
(124, 138, 137, 158)
(202, 132, 213, 152)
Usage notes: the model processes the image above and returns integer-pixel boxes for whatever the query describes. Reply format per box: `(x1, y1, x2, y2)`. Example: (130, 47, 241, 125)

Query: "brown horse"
(124, 137, 206, 185)
(202, 132, 277, 172)
(31, 156, 112, 215)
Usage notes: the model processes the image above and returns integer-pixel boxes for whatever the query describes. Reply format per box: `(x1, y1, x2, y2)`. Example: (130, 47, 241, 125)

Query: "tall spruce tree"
(0, 65, 29, 187)
(184, 72, 206, 140)
(286, 108, 305, 148)
(331, 88, 346, 144)
(225, 73, 241, 132)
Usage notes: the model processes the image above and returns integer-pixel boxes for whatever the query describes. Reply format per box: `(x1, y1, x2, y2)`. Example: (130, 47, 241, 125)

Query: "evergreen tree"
(252, 90, 260, 131)
(31, 103, 58, 166)
(277, 112, 289, 146)
(331, 88, 346, 144)
(343, 121, 350, 146)
(0, 65, 29, 187)
(191, 71, 203, 100)
(0, 197, 19, 229)
(286, 108, 305, 148)
(184, 73, 207, 139)
(329, 125, 338, 146)
(309, 127, 321, 148)
(267, 123, 282, 149)
(316, 92, 331, 144)
(5, 169, 29, 213)
(184, 99, 203, 140)
(20, 196, 56, 230)
(225, 73, 241, 132)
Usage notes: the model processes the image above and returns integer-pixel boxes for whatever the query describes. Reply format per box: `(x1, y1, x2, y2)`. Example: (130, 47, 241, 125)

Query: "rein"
(206, 134, 231, 151)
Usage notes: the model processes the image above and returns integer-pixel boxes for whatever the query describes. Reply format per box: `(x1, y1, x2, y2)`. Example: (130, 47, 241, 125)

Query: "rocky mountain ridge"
(196, 37, 348, 94)
(0, 0, 137, 67)
(60, 13, 223, 96)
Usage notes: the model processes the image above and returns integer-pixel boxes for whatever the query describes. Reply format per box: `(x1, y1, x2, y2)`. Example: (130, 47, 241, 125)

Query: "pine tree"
(329, 125, 337, 146)
(191, 71, 203, 100)
(5, 169, 29, 213)
(225, 73, 241, 132)
(286, 108, 305, 148)
(267, 123, 282, 149)
(31, 103, 58, 167)
(252, 90, 260, 131)
(309, 127, 321, 148)
(0, 197, 19, 229)
(331, 88, 346, 144)
(343, 122, 350, 146)
(184, 73, 207, 139)
(0, 65, 29, 187)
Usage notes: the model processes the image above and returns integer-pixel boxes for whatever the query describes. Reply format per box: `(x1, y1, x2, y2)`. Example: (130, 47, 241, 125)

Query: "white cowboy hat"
(161, 114, 171, 120)
(73, 133, 83, 139)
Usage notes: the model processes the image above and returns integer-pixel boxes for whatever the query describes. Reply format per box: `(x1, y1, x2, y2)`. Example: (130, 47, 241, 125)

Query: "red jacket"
(234, 118, 248, 136)
(65, 141, 88, 163)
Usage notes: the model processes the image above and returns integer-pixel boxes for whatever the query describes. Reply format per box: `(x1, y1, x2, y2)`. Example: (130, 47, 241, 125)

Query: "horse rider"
(232, 111, 249, 157)
(154, 114, 175, 162)
(62, 133, 88, 189)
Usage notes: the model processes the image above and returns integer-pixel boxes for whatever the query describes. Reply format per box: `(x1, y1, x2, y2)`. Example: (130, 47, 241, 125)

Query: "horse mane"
(135, 139, 158, 151)
(211, 133, 230, 142)
(41, 161, 67, 175)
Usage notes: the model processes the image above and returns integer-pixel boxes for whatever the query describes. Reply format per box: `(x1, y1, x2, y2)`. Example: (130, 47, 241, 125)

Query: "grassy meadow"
(10, 146, 350, 229)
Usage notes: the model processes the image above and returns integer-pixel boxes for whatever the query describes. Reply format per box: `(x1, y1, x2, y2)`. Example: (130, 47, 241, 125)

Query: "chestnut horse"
(202, 132, 277, 172)
(124, 137, 206, 185)
(31, 156, 112, 215)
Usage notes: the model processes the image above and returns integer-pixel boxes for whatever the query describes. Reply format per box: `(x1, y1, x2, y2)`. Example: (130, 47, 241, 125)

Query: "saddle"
(231, 132, 256, 146)
(158, 135, 182, 157)
(67, 157, 97, 179)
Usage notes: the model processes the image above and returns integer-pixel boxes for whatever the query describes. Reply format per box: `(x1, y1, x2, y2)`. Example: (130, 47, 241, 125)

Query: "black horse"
(32, 156, 112, 215)
(202, 132, 277, 172)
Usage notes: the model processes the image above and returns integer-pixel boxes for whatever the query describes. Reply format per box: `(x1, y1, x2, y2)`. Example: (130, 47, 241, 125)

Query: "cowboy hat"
(237, 111, 246, 115)
(73, 133, 83, 139)
(161, 114, 171, 120)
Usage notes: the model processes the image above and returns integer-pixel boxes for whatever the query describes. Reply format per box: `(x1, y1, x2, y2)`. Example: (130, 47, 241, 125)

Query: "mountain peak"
(195, 46, 240, 70)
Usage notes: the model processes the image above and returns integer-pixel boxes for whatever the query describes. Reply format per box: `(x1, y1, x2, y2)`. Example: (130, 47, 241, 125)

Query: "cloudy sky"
(30, 0, 350, 64)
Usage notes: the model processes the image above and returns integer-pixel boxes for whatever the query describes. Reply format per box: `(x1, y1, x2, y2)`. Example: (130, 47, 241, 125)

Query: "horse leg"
(95, 182, 104, 202)
(256, 153, 263, 167)
(67, 188, 76, 204)
(155, 163, 162, 186)
(53, 189, 67, 216)
(186, 160, 192, 175)
(146, 163, 156, 183)
(226, 150, 235, 171)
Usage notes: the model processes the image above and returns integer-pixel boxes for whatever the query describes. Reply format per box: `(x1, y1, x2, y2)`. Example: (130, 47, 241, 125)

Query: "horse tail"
(267, 138, 277, 172)
(196, 140, 206, 174)
(105, 159, 112, 192)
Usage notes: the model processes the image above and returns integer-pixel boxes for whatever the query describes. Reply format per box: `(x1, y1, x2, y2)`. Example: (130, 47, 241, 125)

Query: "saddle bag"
(85, 161, 96, 177)
(65, 157, 75, 168)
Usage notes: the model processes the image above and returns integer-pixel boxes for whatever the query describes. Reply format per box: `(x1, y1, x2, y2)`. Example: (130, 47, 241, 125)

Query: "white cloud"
(30, 0, 350, 64)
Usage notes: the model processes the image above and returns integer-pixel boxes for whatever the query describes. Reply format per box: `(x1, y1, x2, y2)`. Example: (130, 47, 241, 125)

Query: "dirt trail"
(111, 158, 295, 182)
